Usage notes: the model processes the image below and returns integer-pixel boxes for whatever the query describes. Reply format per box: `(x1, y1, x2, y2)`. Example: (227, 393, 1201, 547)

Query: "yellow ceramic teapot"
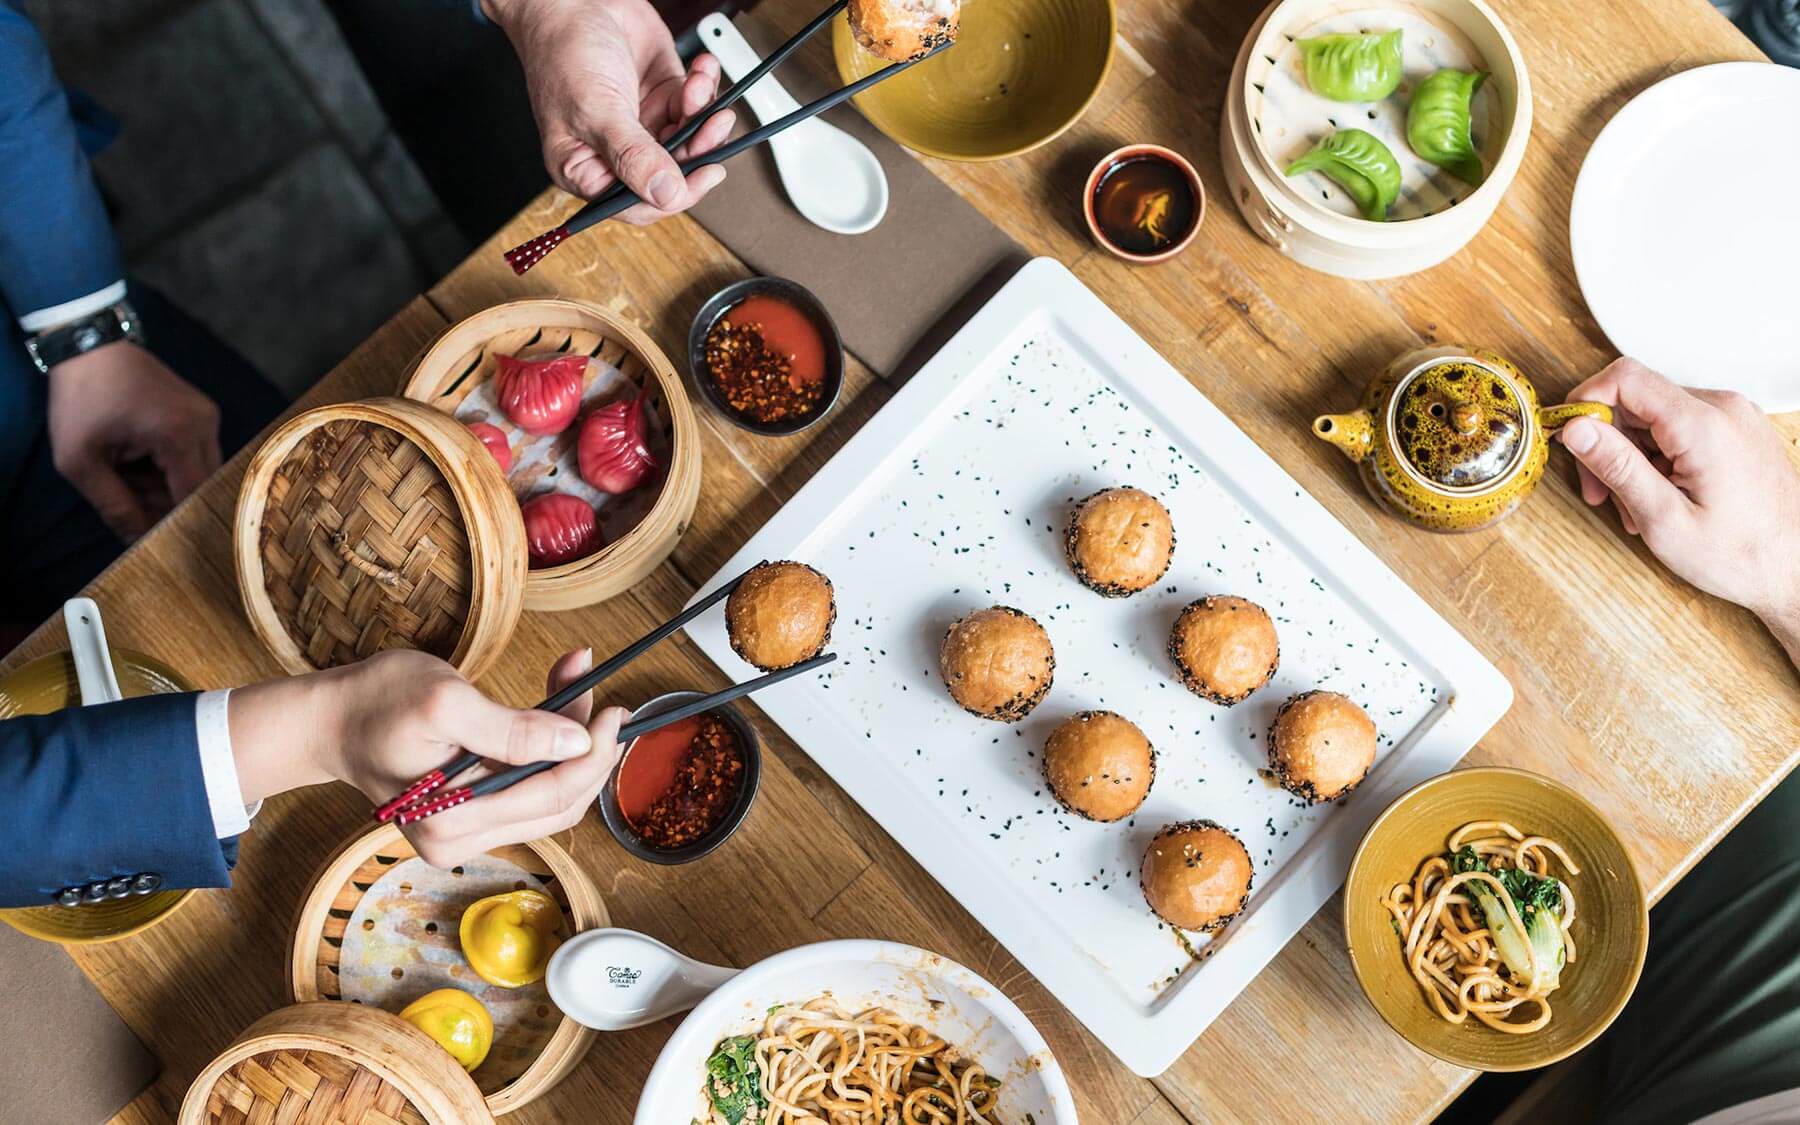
(1312, 345, 1612, 532)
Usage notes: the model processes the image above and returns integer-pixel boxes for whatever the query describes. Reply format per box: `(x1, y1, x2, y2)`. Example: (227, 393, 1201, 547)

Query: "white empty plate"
(1571, 62, 1800, 412)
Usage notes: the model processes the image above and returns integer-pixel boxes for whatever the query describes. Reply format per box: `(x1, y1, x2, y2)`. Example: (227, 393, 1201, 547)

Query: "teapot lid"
(1389, 360, 1527, 490)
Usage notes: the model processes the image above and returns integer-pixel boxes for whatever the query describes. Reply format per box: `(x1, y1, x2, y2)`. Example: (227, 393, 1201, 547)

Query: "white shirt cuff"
(18, 280, 128, 333)
(195, 689, 259, 838)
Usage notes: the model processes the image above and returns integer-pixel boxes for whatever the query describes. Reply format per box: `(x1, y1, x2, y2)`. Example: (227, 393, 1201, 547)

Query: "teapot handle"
(1537, 402, 1613, 433)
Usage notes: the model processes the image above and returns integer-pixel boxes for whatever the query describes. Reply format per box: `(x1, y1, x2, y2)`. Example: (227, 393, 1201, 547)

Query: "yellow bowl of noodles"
(631, 939, 1076, 1123)
(1344, 767, 1648, 1071)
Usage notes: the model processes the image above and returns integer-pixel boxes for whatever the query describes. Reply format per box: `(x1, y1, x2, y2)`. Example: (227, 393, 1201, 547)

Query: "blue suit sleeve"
(0, 2, 126, 320)
(0, 692, 233, 907)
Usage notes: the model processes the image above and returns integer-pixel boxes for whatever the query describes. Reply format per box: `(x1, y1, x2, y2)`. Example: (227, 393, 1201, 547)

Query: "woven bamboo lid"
(179, 1002, 495, 1125)
(235, 398, 526, 680)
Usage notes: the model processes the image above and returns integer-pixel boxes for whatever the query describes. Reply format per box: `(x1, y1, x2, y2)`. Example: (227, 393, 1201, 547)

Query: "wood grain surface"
(2, 1, 1795, 1123)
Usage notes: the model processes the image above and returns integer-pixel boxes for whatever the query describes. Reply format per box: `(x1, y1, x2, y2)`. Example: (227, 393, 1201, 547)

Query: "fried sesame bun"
(1168, 595, 1279, 705)
(1043, 711, 1155, 822)
(1267, 690, 1377, 803)
(939, 606, 1055, 722)
(725, 561, 837, 671)
(1065, 487, 1176, 598)
(1140, 820, 1253, 933)
(848, 0, 959, 62)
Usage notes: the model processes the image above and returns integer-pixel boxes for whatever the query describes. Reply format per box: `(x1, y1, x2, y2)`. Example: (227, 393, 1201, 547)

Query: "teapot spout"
(1312, 411, 1374, 463)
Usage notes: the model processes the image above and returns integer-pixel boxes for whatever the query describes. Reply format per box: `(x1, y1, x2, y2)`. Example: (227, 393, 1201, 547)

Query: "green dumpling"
(1285, 129, 1402, 221)
(1407, 68, 1487, 185)
(1296, 29, 1404, 102)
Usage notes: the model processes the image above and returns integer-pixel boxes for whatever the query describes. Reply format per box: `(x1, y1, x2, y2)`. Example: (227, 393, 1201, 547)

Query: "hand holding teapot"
(1313, 345, 1612, 532)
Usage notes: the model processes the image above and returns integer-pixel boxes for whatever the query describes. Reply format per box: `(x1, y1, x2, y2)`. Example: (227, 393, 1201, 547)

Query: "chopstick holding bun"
(849, 0, 959, 61)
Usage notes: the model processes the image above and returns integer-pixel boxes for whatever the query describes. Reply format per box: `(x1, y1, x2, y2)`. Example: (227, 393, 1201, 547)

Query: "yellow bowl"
(0, 648, 200, 944)
(832, 0, 1115, 161)
(1344, 767, 1649, 1071)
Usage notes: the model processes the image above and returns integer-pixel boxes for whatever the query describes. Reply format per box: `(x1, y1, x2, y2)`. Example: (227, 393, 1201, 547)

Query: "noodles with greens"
(702, 996, 1008, 1124)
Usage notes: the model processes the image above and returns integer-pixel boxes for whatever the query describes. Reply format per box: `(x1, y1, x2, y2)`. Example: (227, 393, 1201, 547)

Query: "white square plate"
(684, 258, 1511, 1076)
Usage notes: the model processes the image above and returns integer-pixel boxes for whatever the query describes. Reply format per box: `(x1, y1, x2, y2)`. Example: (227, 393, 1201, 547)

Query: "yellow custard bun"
(398, 987, 493, 1071)
(460, 888, 563, 988)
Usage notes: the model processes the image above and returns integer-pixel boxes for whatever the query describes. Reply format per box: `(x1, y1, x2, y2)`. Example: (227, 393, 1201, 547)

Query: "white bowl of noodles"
(634, 940, 1077, 1124)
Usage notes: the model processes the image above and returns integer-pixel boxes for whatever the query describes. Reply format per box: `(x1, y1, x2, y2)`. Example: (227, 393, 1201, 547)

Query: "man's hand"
(1561, 358, 1800, 652)
(229, 649, 628, 867)
(46, 340, 222, 541)
(486, 0, 736, 224)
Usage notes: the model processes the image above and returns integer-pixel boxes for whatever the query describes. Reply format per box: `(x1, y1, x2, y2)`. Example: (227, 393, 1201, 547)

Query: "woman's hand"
(484, 0, 735, 223)
(1560, 358, 1800, 654)
(228, 649, 628, 866)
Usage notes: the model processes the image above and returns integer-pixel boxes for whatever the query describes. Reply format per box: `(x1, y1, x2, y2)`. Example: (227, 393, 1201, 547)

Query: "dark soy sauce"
(1092, 156, 1198, 256)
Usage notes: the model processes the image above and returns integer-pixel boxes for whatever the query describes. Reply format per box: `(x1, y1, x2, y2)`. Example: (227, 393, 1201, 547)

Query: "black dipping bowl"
(687, 276, 844, 436)
(597, 690, 762, 865)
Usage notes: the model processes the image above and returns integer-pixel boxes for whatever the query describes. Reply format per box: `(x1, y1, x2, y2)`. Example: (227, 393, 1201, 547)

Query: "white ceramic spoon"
(697, 14, 889, 235)
(62, 597, 122, 706)
(546, 928, 740, 1031)
(64, 596, 265, 825)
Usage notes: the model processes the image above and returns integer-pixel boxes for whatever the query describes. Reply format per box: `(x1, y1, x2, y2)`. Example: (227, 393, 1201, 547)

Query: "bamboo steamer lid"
(179, 1001, 496, 1125)
(401, 298, 701, 612)
(234, 397, 526, 681)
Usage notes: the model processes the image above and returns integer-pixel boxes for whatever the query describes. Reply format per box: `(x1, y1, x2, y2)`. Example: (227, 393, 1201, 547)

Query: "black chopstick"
(572, 0, 848, 220)
(617, 651, 834, 742)
(392, 653, 837, 825)
(564, 48, 943, 236)
(539, 566, 756, 713)
(374, 565, 759, 822)
(504, 37, 950, 272)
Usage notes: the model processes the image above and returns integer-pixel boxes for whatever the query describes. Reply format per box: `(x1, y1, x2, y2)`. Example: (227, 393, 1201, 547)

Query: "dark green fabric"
(1596, 770, 1800, 1124)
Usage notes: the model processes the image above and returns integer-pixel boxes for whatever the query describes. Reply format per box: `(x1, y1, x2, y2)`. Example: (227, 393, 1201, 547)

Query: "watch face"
(73, 325, 104, 352)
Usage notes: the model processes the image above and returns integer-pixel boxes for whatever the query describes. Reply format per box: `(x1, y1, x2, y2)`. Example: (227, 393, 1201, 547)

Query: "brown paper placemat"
(688, 15, 1027, 382)
(0, 923, 157, 1122)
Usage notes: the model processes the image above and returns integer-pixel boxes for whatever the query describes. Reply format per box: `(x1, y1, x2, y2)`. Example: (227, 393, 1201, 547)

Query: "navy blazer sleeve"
(0, 1, 125, 321)
(0, 692, 233, 907)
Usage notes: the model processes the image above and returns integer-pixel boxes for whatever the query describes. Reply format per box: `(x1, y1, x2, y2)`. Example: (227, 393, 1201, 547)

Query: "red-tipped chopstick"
(503, 29, 949, 274)
(373, 564, 760, 823)
(392, 652, 836, 826)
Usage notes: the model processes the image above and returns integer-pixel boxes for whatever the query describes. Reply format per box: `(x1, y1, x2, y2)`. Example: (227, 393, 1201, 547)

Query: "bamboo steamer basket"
(401, 298, 701, 612)
(178, 1001, 495, 1125)
(289, 823, 606, 1116)
(234, 298, 698, 677)
(1220, 0, 1531, 278)
(235, 397, 526, 680)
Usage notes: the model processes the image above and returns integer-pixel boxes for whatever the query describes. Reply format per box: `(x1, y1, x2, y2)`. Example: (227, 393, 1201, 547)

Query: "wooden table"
(6, 0, 1796, 1121)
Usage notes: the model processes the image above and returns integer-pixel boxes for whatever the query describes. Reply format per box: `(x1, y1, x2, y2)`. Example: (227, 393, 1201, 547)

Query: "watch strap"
(25, 301, 143, 375)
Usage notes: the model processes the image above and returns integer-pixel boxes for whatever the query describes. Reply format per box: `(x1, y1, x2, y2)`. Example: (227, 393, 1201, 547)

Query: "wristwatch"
(23, 299, 143, 375)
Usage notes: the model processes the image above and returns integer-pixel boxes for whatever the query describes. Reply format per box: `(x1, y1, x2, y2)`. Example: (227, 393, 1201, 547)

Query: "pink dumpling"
(577, 384, 658, 494)
(495, 353, 587, 435)
(521, 492, 602, 568)
(465, 421, 513, 473)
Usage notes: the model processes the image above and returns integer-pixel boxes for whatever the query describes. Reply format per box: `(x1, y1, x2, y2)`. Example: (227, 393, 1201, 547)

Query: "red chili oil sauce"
(615, 712, 745, 849)
(726, 295, 826, 388)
